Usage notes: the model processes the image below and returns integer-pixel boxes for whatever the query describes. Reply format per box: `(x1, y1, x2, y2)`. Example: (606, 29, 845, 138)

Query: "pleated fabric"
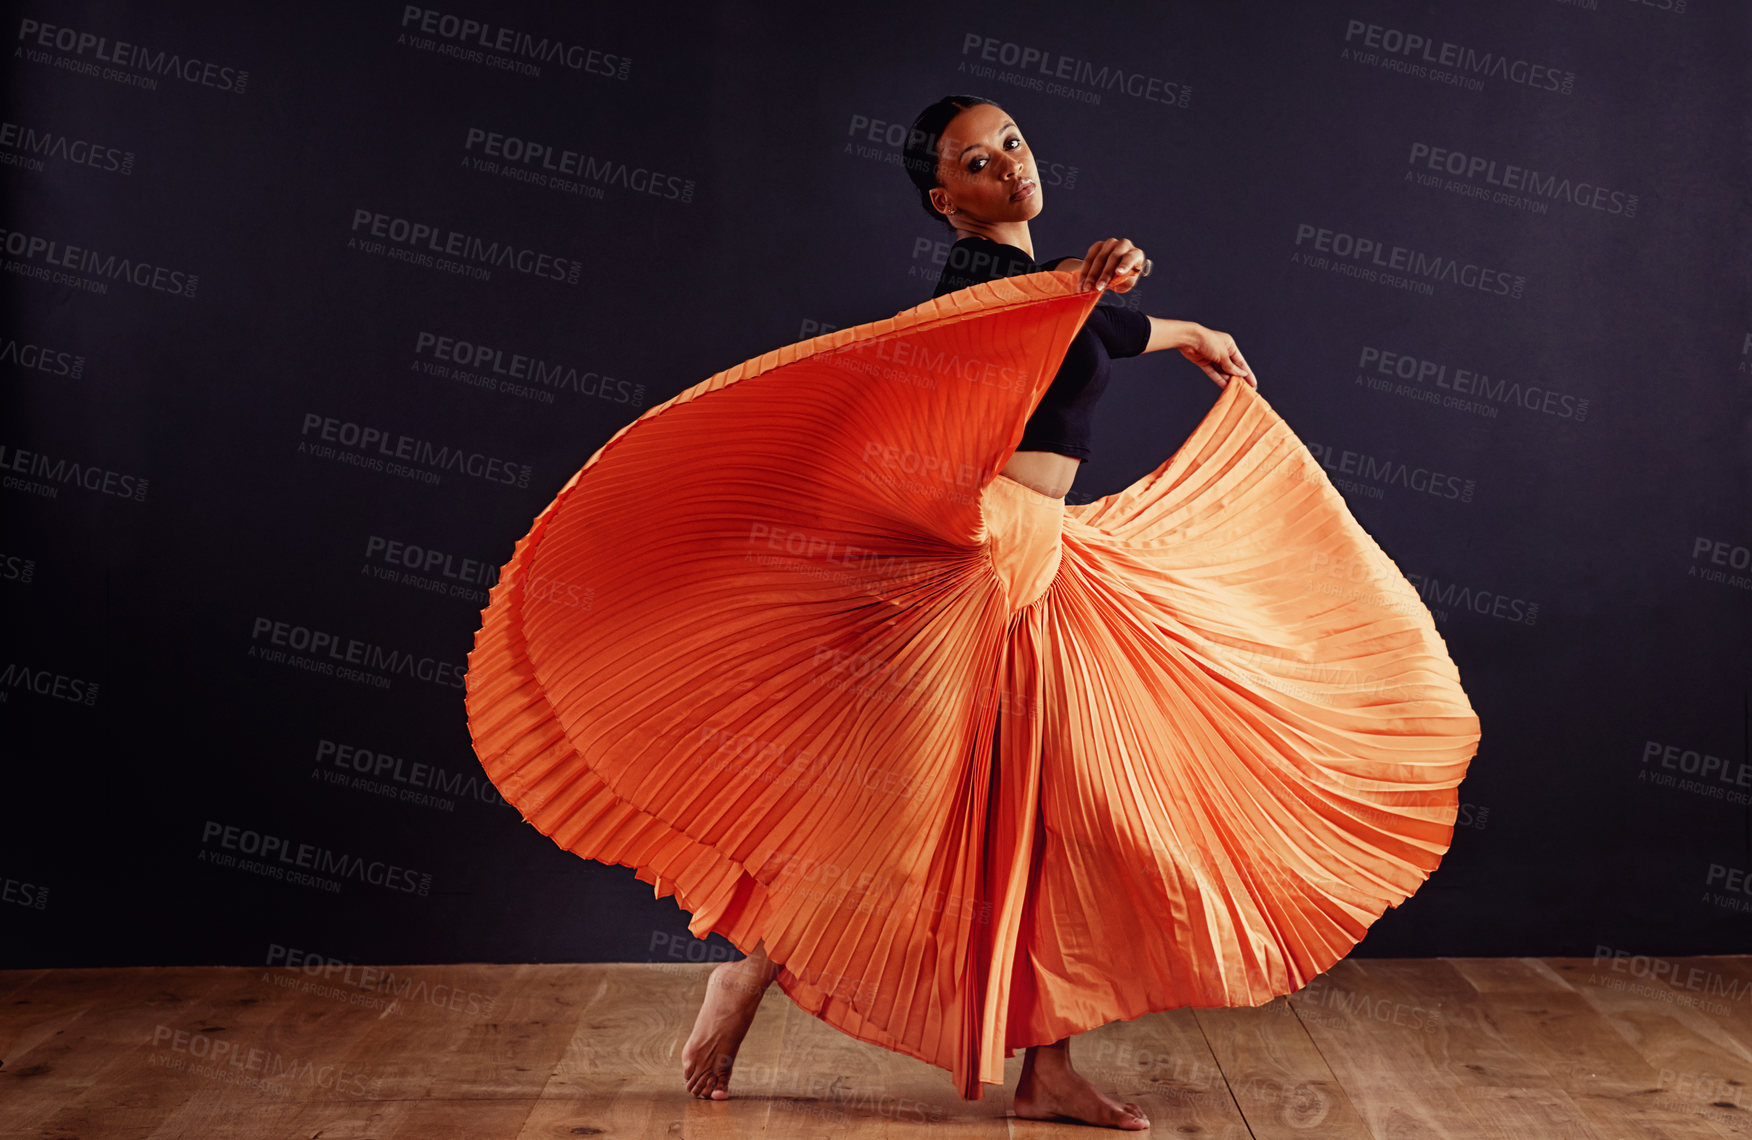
(463, 269, 1480, 1099)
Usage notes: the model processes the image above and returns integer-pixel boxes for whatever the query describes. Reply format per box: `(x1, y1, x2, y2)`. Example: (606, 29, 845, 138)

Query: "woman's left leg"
(984, 474, 1151, 1126)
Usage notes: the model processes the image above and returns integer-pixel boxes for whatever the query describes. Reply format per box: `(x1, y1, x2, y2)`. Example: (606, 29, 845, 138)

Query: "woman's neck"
(953, 224, 1033, 261)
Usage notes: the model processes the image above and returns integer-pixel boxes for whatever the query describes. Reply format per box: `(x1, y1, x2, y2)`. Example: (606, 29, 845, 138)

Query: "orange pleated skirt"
(463, 269, 1480, 1099)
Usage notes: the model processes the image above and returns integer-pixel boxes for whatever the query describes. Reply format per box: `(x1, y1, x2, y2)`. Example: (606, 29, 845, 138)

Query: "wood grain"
(2, 957, 1749, 1138)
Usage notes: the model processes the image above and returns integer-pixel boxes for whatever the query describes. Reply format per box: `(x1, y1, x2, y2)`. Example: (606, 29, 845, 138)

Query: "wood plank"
(1027, 1006, 1254, 1138)
(5, 957, 1751, 1137)
(112, 967, 324, 1140)
(1544, 956, 1752, 1139)
(1289, 959, 1537, 1137)
(0, 967, 50, 1003)
(14, 966, 323, 1138)
(0, 967, 240, 1135)
(1193, 994, 1376, 1138)
(237, 961, 541, 1139)
(758, 971, 1010, 1137)
(1445, 957, 1725, 1140)
(514, 960, 785, 1138)
(1360, 959, 1639, 1137)
(1348, 958, 1554, 1086)
(263, 961, 547, 1140)
(1441, 955, 1550, 994)
(1678, 955, 1752, 1058)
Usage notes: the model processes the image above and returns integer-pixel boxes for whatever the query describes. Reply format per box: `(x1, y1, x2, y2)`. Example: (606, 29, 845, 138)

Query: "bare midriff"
(1000, 449, 1079, 500)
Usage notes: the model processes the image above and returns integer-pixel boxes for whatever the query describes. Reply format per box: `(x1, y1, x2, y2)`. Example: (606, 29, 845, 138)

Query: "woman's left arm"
(1141, 317, 1199, 355)
(1145, 316, 1257, 389)
(1059, 240, 1257, 388)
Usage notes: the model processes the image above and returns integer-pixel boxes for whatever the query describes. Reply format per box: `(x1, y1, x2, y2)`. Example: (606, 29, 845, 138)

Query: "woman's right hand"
(1179, 324, 1257, 389)
(1072, 238, 1149, 293)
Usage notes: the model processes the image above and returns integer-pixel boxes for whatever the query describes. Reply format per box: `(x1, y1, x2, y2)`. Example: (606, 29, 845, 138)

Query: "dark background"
(3, 0, 1747, 971)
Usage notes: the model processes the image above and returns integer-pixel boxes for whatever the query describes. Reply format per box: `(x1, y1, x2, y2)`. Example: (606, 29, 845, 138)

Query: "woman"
(465, 94, 1478, 1131)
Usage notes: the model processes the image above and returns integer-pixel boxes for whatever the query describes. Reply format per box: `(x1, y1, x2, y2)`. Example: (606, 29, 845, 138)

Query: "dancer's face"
(930, 104, 1042, 226)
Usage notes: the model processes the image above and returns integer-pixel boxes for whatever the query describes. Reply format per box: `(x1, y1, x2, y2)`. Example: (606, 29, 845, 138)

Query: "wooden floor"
(2, 955, 1750, 1138)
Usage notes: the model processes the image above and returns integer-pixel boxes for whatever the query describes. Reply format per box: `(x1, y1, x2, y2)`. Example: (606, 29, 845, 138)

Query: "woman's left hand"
(1179, 324, 1258, 389)
(1074, 238, 1149, 293)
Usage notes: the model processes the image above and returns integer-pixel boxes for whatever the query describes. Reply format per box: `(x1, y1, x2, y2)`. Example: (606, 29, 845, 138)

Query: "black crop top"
(931, 235, 1152, 461)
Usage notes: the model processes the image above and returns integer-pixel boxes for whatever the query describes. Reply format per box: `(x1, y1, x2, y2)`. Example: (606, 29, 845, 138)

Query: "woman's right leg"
(681, 939, 781, 1099)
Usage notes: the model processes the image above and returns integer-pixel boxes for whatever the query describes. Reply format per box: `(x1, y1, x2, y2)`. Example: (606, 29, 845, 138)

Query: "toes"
(683, 1059, 733, 1101)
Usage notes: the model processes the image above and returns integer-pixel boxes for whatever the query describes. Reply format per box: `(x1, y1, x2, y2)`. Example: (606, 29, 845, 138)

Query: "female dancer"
(679, 95, 1261, 1129)
(467, 92, 1477, 1132)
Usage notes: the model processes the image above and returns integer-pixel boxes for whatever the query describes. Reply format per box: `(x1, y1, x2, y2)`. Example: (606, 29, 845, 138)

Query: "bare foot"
(1014, 1039, 1150, 1130)
(681, 949, 778, 1099)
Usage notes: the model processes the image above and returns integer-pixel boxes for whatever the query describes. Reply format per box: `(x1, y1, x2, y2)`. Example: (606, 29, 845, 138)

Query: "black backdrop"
(3, 1, 1748, 973)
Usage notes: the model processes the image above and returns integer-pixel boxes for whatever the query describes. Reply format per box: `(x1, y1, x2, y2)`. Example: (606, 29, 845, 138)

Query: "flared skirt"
(463, 269, 1480, 1098)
